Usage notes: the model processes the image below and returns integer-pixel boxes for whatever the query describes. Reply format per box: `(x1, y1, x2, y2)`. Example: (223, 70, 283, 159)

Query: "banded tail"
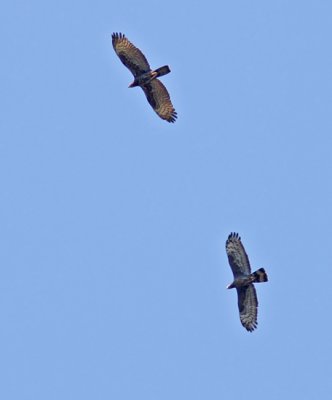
(252, 268, 268, 283)
(154, 65, 170, 77)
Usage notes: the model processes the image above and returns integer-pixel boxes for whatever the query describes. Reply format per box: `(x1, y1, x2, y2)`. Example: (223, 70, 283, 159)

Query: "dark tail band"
(155, 65, 171, 77)
(252, 268, 268, 283)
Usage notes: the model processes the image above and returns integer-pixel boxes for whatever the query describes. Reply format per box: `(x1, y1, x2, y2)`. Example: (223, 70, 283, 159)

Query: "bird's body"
(128, 66, 170, 87)
(226, 233, 268, 332)
(112, 33, 177, 123)
(227, 268, 267, 289)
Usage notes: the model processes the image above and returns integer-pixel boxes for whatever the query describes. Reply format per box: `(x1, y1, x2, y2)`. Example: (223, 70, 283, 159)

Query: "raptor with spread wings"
(225, 233, 268, 332)
(112, 33, 177, 123)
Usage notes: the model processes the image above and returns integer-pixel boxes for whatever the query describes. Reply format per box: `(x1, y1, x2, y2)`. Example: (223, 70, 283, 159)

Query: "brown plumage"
(226, 233, 268, 332)
(112, 33, 177, 123)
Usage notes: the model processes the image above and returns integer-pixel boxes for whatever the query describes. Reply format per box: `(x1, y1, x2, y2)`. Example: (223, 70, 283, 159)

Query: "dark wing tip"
(167, 111, 178, 123)
(227, 232, 241, 241)
(112, 32, 125, 44)
(112, 32, 125, 39)
(244, 322, 257, 332)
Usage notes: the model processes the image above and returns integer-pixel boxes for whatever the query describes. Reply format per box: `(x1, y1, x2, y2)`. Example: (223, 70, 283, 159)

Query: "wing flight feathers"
(112, 33, 150, 77)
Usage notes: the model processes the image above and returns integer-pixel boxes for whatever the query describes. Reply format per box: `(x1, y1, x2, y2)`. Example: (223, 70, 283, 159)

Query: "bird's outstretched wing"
(141, 79, 177, 123)
(112, 33, 150, 77)
(237, 284, 258, 332)
(226, 232, 251, 278)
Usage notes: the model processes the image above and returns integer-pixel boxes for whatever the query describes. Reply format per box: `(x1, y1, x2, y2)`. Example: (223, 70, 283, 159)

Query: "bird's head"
(227, 282, 235, 289)
(128, 81, 138, 88)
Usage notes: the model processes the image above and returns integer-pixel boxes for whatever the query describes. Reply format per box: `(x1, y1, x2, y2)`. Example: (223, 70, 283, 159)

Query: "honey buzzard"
(112, 33, 177, 123)
(226, 233, 268, 332)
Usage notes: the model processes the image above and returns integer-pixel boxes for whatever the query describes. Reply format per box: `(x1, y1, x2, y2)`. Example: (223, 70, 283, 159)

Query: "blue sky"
(1, 1, 332, 399)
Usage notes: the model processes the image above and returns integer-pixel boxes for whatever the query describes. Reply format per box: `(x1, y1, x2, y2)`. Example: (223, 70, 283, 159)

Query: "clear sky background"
(1, 1, 332, 399)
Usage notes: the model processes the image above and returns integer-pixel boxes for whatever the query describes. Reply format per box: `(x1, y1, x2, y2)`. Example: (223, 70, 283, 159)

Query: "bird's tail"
(154, 65, 171, 77)
(251, 268, 268, 283)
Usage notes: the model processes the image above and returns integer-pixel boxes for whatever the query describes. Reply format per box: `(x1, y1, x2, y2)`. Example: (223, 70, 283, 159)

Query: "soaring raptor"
(226, 233, 268, 332)
(112, 33, 177, 123)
